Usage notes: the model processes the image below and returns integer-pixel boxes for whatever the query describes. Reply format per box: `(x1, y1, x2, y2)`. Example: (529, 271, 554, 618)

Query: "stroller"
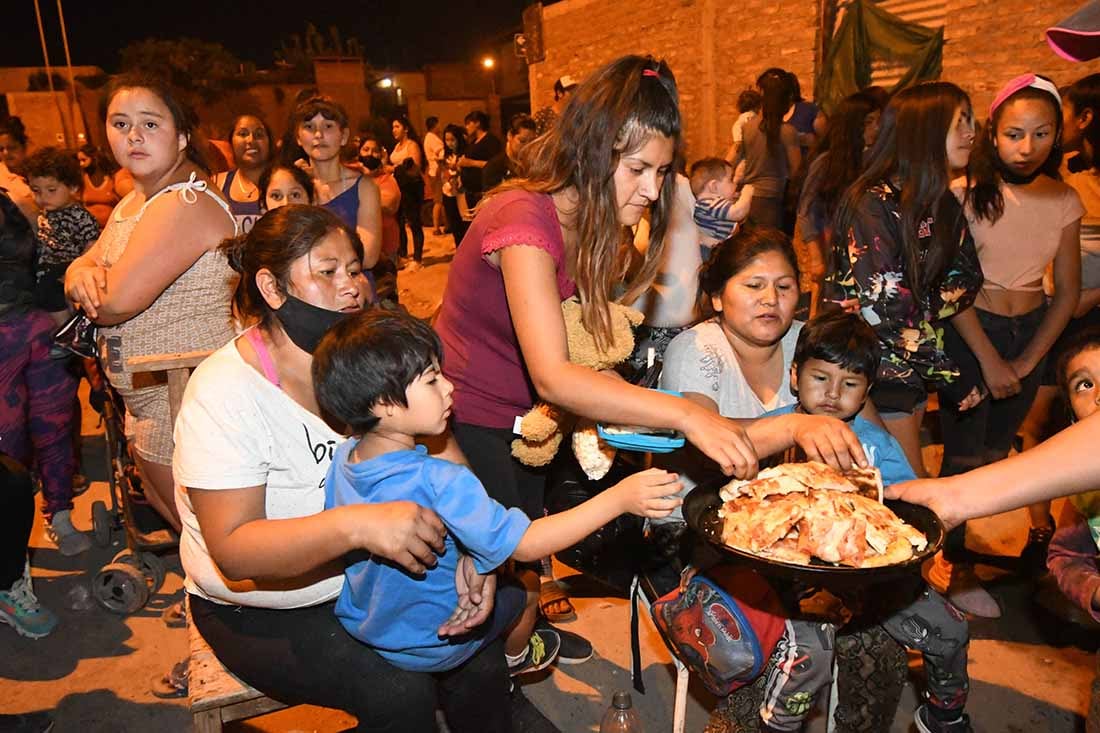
(84, 357, 175, 614)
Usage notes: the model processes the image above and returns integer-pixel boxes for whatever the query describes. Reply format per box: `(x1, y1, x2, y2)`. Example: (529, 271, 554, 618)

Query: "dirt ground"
(2, 230, 1096, 732)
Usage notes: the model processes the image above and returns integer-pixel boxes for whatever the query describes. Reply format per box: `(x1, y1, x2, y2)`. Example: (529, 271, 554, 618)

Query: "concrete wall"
(0, 66, 103, 93)
(314, 57, 371, 131)
(530, 0, 1100, 160)
(3, 91, 88, 150)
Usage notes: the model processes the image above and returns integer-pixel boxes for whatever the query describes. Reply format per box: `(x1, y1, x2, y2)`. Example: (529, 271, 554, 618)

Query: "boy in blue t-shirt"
(752, 312, 973, 733)
(313, 310, 681, 677)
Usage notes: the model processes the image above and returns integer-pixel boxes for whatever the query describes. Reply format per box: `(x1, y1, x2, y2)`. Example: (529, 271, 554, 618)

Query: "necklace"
(234, 171, 258, 200)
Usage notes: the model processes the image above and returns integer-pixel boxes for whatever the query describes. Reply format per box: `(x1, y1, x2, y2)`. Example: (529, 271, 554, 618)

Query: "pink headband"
(989, 74, 1062, 117)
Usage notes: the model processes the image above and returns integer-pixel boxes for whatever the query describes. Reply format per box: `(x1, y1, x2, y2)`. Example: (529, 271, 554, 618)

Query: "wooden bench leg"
(193, 709, 222, 733)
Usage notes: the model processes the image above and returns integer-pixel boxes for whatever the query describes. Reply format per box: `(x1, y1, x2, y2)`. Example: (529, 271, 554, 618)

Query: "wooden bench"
(189, 617, 288, 732)
(126, 351, 287, 731)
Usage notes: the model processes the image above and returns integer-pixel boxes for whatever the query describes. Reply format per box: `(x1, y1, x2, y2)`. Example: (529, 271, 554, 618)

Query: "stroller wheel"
(93, 562, 150, 614)
(92, 501, 112, 547)
(113, 550, 166, 594)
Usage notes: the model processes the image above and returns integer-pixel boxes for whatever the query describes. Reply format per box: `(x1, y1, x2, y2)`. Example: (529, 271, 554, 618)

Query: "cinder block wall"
(530, 0, 1100, 160)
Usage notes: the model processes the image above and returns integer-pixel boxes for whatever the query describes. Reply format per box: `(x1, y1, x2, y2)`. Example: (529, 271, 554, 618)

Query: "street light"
(481, 56, 497, 96)
(377, 77, 394, 89)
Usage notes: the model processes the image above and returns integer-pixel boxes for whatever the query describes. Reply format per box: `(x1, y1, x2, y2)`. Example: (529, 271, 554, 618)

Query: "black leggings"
(452, 422, 547, 521)
(189, 594, 512, 733)
(0, 455, 35, 588)
(397, 182, 426, 262)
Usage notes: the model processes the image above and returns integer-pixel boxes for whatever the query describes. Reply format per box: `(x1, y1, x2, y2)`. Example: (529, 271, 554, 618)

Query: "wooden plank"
(193, 709, 222, 733)
(189, 621, 267, 713)
(166, 368, 190, 427)
(127, 350, 212, 374)
(218, 697, 288, 723)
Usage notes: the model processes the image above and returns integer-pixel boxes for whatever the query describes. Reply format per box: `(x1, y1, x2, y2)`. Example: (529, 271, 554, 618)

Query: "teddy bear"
(510, 296, 644, 478)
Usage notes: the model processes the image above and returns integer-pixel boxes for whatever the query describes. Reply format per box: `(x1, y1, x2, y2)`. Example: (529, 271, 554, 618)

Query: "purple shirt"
(435, 190, 575, 429)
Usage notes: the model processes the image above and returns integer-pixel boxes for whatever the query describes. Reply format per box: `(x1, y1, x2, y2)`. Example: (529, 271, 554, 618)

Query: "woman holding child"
(174, 205, 524, 732)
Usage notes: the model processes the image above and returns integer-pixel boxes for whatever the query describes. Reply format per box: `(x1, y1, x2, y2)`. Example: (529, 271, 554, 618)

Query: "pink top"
(967, 177, 1084, 291)
(435, 190, 576, 429)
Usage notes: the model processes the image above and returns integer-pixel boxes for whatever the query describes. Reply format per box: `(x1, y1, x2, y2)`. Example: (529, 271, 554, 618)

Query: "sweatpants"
(0, 310, 77, 520)
(760, 586, 969, 731)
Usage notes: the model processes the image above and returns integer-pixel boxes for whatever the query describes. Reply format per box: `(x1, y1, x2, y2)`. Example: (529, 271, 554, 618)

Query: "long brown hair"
(494, 55, 683, 349)
(835, 81, 971, 303)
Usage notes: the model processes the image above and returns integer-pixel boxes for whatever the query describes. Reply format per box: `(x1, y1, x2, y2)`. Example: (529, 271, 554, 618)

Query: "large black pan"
(683, 475, 944, 588)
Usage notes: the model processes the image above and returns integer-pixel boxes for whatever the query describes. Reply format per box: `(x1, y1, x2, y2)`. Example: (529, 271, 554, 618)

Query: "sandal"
(539, 579, 577, 623)
(150, 659, 189, 699)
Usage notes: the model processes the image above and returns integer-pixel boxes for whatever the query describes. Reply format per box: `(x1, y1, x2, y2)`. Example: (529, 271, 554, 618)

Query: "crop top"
(967, 178, 1084, 291)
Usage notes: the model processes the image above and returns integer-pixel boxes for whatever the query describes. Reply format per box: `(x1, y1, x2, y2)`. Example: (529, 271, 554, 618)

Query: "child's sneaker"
(536, 618, 593, 664)
(508, 628, 561, 676)
(914, 705, 972, 733)
(0, 562, 59, 639)
(46, 509, 92, 557)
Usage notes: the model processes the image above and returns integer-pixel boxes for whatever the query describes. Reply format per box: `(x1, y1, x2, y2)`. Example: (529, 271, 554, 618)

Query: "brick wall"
(531, 0, 1100, 160)
(944, 0, 1100, 115)
(530, 0, 819, 160)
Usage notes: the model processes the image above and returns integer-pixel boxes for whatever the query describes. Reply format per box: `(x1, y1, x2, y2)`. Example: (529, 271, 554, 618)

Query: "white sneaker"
(46, 510, 92, 557)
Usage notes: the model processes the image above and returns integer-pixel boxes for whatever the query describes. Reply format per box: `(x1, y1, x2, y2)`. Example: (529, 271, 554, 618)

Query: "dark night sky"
(2, 1, 533, 72)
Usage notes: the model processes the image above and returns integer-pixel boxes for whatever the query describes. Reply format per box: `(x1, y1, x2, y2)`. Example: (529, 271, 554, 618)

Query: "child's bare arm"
(728, 184, 754, 222)
(512, 468, 681, 561)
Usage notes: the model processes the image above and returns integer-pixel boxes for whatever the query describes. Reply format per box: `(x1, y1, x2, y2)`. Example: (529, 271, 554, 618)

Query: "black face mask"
(360, 155, 382, 171)
(997, 160, 1044, 185)
(273, 294, 350, 354)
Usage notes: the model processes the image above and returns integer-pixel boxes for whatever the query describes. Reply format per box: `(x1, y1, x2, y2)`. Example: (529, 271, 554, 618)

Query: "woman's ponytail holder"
(219, 233, 249, 274)
(642, 69, 660, 78)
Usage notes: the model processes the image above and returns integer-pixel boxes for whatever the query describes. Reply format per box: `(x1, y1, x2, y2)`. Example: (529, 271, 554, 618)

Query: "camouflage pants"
(708, 587, 968, 732)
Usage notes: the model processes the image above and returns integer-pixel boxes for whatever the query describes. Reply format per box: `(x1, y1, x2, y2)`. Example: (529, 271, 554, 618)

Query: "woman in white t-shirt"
(174, 204, 516, 732)
(658, 224, 867, 509)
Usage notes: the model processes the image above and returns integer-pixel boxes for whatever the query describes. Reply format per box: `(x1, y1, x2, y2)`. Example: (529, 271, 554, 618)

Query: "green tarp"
(816, 0, 944, 115)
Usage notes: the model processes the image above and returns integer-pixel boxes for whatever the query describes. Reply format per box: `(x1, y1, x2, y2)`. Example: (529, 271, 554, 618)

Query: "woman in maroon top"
(434, 55, 866, 650)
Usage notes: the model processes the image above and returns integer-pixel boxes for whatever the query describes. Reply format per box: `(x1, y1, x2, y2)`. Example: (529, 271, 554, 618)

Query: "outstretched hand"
(789, 414, 868, 470)
(613, 467, 683, 518)
(438, 555, 496, 637)
(885, 478, 965, 530)
(682, 407, 759, 478)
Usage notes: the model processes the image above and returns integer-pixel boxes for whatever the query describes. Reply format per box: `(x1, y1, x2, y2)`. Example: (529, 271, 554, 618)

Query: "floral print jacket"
(827, 181, 983, 402)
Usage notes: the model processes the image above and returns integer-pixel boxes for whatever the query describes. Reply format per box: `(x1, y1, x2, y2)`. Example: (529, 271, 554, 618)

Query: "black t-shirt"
(482, 152, 523, 192)
(461, 132, 503, 194)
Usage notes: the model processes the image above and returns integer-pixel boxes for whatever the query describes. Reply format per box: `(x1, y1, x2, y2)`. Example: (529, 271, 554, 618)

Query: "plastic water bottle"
(600, 691, 642, 733)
